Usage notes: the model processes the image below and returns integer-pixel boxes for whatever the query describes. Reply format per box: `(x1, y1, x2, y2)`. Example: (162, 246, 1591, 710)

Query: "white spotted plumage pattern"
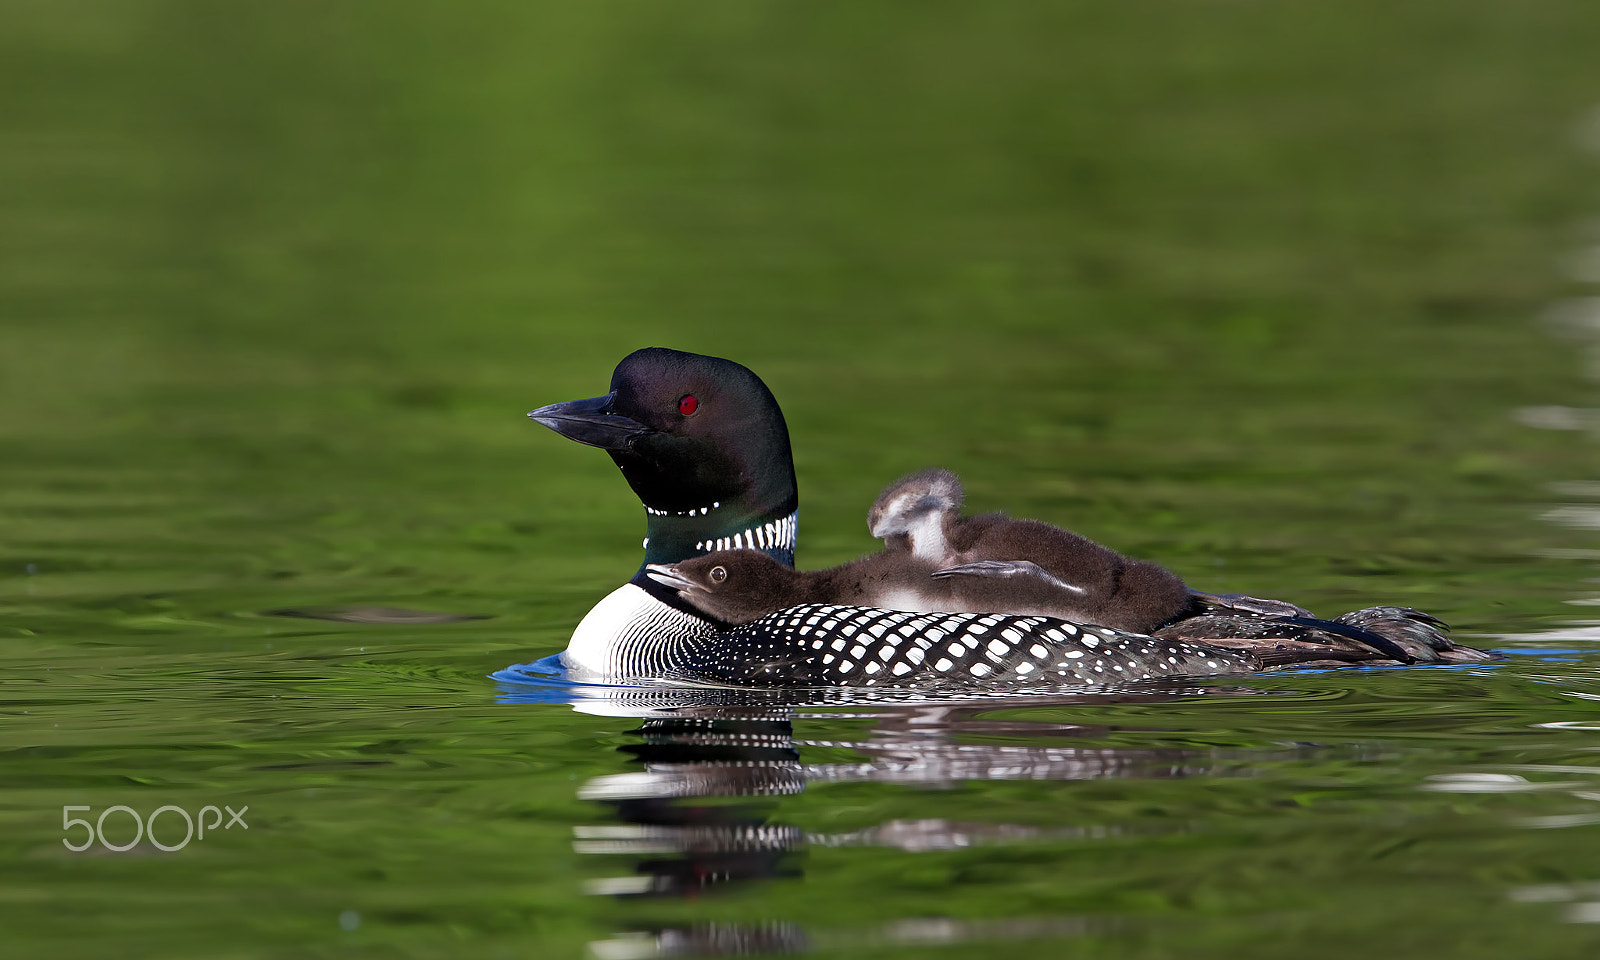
(658, 603, 1257, 689)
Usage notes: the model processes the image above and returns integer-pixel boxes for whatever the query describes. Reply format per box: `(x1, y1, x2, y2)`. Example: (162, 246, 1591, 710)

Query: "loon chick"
(866, 468, 1192, 634)
(646, 533, 1183, 631)
(864, 468, 1477, 663)
(647, 541, 1123, 627)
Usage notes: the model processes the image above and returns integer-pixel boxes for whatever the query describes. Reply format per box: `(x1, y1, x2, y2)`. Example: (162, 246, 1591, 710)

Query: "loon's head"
(529, 348, 799, 570)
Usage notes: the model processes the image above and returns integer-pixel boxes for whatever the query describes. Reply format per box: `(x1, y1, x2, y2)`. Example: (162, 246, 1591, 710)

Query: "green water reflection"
(5, 1, 1600, 956)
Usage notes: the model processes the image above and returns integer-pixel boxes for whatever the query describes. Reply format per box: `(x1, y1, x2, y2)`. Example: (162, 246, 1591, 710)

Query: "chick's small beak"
(644, 563, 698, 594)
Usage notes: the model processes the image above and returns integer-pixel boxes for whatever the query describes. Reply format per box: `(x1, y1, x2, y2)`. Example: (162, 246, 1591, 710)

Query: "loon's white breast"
(563, 583, 718, 680)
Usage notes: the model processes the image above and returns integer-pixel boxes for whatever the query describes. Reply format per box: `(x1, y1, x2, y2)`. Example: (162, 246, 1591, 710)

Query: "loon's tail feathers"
(1333, 606, 1492, 663)
(1152, 613, 1393, 668)
(1154, 605, 1493, 668)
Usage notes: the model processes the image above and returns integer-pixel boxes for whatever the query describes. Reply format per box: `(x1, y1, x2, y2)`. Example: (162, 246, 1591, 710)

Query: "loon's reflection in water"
(579, 713, 805, 902)
(497, 678, 1296, 957)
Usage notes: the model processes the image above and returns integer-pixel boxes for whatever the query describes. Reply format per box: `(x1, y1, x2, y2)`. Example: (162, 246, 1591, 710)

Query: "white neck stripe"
(695, 511, 798, 554)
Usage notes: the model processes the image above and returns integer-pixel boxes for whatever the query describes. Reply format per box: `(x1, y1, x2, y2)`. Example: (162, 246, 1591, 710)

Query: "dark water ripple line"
(492, 659, 1272, 714)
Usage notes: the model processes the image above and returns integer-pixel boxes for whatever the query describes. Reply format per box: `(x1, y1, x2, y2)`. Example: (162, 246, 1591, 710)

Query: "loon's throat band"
(694, 512, 797, 557)
(642, 508, 799, 568)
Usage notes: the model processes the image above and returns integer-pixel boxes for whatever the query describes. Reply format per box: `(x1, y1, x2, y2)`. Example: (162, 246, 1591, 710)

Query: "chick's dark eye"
(709, 565, 727, 584)
(678, 394, 699, 416)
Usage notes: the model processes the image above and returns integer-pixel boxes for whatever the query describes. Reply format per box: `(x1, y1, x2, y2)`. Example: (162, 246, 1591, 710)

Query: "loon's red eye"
(709, 565, 727, 584)
(678, 395, 699, 416)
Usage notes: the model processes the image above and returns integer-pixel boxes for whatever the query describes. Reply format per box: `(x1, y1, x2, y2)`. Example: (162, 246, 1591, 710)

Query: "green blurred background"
(6, 0, 1599, 629)
(5, 2, 1600, 956)
(3, 1, 1600, 624)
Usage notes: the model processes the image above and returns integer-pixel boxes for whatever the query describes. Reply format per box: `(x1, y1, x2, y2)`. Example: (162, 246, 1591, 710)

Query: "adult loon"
(529, 348, 799, 680)
(529, 348, 1489, 688)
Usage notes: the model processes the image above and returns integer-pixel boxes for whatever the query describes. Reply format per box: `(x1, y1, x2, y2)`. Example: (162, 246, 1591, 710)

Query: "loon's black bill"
(528, 393, 652, 450)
